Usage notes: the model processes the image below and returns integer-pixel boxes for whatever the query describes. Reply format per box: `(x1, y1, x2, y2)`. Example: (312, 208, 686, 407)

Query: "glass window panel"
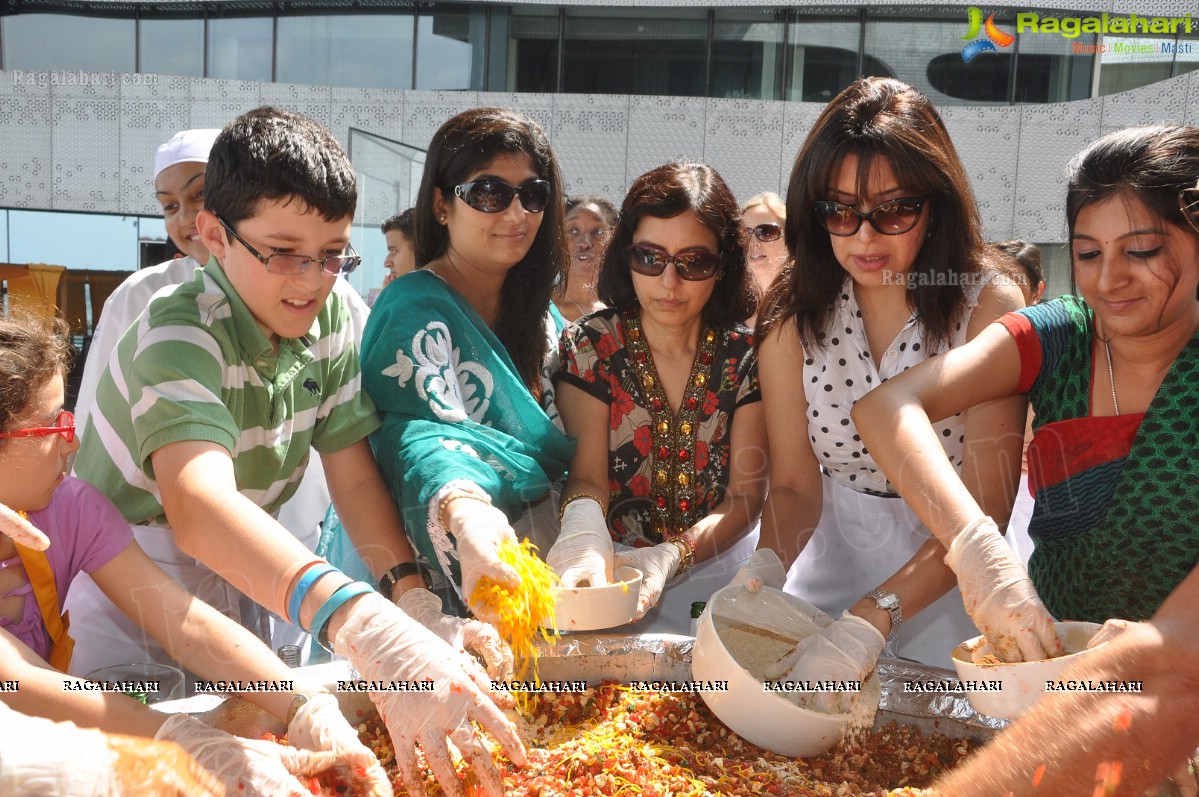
(563, 7, 709, 97)
(1172, 26, 1199, 78)
(787, 12, 869, 103)
(505, 6, 559, 92)
(277, 14, 413, 89)
(865, 11, 1014, 106)
(207, 15, 273, 82)
(1012, 17, 1093, 103)
(415, 4, 486, 90)
(1098, 35, 1175, 95)
(712, 8, 786, 100)
(3, 14, 134, 73)
(140, 18, 204, 78)
(8, 210, 140, 272)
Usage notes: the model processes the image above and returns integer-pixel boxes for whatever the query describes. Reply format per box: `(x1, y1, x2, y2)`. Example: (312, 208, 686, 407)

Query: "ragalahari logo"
(961, 7, 1015, 62)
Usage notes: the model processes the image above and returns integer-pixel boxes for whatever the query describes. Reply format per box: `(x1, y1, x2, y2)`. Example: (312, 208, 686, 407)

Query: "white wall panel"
(51, 98, 120, 211)
(625, 95, 707, 199)
(702, 98, 785, 207)
(401, 91, 480, 153)
(118, 98, 190, 215)
(941, 105, 1021, 240)
(0, 78, 53, 209)
(551, 94, 629, 198)
(1013, 99, 1104, 242)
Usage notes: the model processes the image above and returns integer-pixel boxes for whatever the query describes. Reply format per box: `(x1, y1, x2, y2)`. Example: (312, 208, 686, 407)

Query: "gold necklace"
(1103, 337, 1120, 416)
(623, 310, 717, 541)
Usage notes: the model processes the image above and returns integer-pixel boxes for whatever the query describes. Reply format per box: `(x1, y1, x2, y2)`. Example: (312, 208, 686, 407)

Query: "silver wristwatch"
(864, 589, 903, 648)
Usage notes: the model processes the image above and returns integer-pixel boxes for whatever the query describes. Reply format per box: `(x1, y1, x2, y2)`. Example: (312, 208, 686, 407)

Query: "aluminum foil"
(161, 633, 1002, 743)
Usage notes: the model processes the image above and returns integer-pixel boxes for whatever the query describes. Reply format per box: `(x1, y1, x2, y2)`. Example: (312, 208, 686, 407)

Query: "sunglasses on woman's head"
(450, 178, 552, 214)
(0, 410, 75, 443)
(747, 223, 783, 243)
(1178, 185, 1199, 234)
(627, 243, 720, 281)
(814, 197, 925, 237)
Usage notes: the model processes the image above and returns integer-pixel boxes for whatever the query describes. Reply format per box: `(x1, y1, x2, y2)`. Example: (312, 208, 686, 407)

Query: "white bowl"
(692, 586, 880, 757)
(546, 566, 643, 632)
(950, 621, 1105, 720)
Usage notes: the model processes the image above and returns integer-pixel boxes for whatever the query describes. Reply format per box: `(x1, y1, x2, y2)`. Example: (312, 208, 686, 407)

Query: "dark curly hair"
(412, 107, 568, 393)
(0, 313, 73, 450)
(758, 77, 993, 351)
(596, 161, 758, 327)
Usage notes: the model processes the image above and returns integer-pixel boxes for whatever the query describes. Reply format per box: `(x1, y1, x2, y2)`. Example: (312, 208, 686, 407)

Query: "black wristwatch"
(864, 589, 903, 647)
(379, 561, 425, 601)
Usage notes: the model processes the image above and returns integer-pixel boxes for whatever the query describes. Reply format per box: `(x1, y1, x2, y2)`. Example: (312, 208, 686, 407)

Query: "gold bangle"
(558, 492, 608, 522)
(438, 491, 491, 529)
(667, 535, 696, 578)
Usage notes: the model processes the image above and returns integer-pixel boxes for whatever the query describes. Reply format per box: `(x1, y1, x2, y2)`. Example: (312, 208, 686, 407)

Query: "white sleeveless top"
(804, 276, 991, 496)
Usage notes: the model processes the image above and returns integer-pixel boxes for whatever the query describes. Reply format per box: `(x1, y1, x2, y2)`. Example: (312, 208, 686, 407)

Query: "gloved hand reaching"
(765, 611, 885, 714)
(547, 498, 613, 588)
(944, 516, 1063, 662)
(444, 496, 520, 601)
(396, 586, 514, 681)
(287, 692, 393, 797)
(333, 591, 526, 797)
(155, 714, 337, 797)
(0, 702, 223, 797)
(728, 549, 788, 594)
(614, 543, 680, 621)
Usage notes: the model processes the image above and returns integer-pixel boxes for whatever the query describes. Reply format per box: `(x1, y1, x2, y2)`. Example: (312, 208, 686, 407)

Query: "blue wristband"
(287, 562, 338, 628)
(312, 581, 375, 653)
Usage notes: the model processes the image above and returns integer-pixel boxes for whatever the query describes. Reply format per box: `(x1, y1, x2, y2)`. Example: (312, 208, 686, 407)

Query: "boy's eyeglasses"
(814, 197, 925, 237)
(0, 410, 75, 443)
(627, 243, 720, 281)
(747, 223, 783, 243)
(450, 179, 552, 214)
(1178, 185, 1199, 234)
(218, 218, 362, 276)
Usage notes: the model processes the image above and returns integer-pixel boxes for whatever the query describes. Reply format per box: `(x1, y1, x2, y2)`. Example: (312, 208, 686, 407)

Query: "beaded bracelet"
(437, 490, 494, 529)
(287, 562, 338, 628)
(558, 492, 608, 522)
(311, 581, 376, 653)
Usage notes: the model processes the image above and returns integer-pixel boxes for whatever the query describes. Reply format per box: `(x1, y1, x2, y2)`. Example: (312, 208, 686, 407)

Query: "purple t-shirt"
(18, 477, 133, 660)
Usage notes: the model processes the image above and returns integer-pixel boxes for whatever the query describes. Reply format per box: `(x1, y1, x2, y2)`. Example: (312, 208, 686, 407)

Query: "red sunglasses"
(0, 410, 76, 443)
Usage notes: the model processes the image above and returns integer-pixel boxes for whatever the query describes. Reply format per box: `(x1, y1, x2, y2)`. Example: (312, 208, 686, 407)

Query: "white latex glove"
(728, 549, 787, 594)
(333, 591, 526, 797)
(0, 702, 223, 796)
(546, 498, 614, 588)
(765, 610, 885, 714)
(287, 692, 392, 797)
(445, 497, 520, 601)
(614, 543, 681, 621)
(0, 501, 50, 550)
(944, 516, 1063, 662)
(396, 586, 514, 681)
(155, 714, 335, 797)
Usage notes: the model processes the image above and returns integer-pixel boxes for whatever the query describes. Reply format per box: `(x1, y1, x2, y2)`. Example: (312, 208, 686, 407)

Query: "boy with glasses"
(73, 107, 524, 797)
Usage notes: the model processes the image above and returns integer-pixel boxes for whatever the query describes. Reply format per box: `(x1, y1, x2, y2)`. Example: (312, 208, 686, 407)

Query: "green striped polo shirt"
(74, 257, 380, 527)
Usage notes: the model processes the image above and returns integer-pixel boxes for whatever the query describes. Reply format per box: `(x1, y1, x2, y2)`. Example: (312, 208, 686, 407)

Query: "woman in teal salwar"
(363, 108, 572, 616)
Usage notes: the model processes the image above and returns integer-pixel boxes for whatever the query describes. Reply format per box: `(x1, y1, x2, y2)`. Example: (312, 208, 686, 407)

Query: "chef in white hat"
(68, 127, 371, 677)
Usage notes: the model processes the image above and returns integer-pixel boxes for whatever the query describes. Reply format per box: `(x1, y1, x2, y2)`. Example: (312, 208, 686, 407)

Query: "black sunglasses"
(449, 178, 551, 214)
(814, 197, 925, 237)
(747, 223, 783, 243)
(627, 243, 720, 281)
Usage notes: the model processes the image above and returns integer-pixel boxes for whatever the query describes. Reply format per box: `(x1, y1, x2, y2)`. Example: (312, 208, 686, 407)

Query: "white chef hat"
(153, 129, 221, 179)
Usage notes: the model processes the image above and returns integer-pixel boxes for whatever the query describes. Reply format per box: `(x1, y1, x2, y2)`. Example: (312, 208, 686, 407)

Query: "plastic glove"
(287, 692, 392, 797)
(547, 498, 614, 588)
(156, 714, 337, 797)
(615, 543, 680, 621)
(0, 501, 50, 550)
(333, 591, 526, 797)
(445, 496, 520, 601)
(944, 516, 1063, 663)
(397, 586, 514, 681)
(765, 610, 885, 714)
(728, 549, 787, 594)
(0, 702, 223, 797)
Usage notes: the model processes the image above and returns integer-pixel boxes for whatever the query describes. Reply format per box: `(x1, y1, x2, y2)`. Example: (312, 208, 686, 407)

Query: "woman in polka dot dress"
(756, 77, 1027, 670)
